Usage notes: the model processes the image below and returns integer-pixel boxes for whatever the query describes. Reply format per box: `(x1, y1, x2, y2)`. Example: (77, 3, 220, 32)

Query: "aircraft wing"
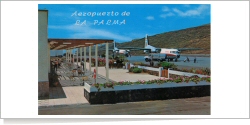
(116, 47, 157, 51)
(177, 48, 202, 51)
(99, 49, 114, 51)
(117, 47, 161, 53)
(116, 47, 146, 50)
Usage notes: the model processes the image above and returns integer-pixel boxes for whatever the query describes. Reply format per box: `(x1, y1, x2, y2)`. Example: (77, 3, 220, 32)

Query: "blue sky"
(38, 4, 210, 43)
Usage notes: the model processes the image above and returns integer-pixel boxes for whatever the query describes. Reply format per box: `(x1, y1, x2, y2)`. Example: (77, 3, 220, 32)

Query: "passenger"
(58, 59, 61, 68)
(81, 61, 84, 71)
(150, 55, 154, 66)
(187, 57, 190, 62)
(54, 61, 58, 71)
(51, 61, 55, 71)
(184, 57, 187, 62)
(150, 61, 154, 67)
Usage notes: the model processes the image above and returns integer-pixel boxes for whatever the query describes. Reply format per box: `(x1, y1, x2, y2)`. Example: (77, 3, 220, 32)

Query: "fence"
(127, 63, 163, 77)
(127, 63, 209, 78)
(167, 68, 209, 78)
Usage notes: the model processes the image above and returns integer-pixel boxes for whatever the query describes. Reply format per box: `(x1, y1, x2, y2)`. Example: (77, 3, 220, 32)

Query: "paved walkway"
(83, 62, 163, 82)
(39, 61, 162, 108)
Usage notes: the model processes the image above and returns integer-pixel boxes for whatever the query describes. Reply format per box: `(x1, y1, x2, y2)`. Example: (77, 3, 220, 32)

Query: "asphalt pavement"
(39, 96, 210, 115)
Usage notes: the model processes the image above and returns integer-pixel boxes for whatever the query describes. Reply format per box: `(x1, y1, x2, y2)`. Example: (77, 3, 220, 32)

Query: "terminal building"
(38, 10, 113, 98)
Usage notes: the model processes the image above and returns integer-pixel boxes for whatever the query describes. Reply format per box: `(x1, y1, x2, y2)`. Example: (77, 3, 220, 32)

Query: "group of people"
(184, 57, 197, 63)
(51, 59, 61, 71)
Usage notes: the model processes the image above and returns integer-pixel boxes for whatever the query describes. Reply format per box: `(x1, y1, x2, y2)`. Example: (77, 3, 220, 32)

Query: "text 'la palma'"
(75, 20, 126, 25)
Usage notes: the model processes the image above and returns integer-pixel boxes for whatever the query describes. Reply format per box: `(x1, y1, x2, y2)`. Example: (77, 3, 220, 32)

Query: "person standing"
(150, 55, 154, 66)
(81, 61, 84, 71)
(54, 60, 58, 71)
(58, 59, 61, 68)
(194, 57, 197, 63)
(51, 61, 55, 72)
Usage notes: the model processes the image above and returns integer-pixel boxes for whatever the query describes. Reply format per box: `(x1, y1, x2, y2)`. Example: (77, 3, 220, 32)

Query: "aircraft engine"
(155, 49, 161, 53)
(113, 49, 119, 53)
(144, 50, 151, 53)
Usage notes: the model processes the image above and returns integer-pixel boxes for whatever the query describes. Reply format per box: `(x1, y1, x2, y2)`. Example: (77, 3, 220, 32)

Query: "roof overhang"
(48, 39, 113, 50)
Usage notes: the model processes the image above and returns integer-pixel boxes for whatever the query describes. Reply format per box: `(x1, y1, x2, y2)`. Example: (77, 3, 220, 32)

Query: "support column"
(80, 47, 83, 71)
(69, 49, 72, 63)
(106, 42, 109, 83)
(89, 46, 92, 72)
(76, 48, 78, 67)
(65, 49, 67, 62)
(67, 49, 69, 62)
(56, 50, 58, 69)
(95, 44, 98, 82)
(72, 49, 74, 64)
(84, 47, 87, 72)
(66, 49, 68, 63)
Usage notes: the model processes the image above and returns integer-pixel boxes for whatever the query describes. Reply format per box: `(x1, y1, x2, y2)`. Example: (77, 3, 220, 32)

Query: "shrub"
(128, 67, 134, 72)
(132, 67, 142, 73)
(160, 62, 176, 69)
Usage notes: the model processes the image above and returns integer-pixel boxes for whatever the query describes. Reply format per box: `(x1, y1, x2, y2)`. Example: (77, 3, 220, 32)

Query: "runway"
(72, 54, 210, 69)
(126, 55, 210, 69)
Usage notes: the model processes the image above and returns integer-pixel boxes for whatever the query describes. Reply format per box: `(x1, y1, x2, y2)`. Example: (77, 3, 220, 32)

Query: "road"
(39, 96, 210, 115)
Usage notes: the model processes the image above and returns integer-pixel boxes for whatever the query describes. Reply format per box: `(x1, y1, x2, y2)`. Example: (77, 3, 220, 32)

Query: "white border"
(1, 1, 249, 118)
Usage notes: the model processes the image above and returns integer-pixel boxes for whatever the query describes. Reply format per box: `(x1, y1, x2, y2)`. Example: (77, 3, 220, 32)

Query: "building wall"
(38, 10, 49, 97)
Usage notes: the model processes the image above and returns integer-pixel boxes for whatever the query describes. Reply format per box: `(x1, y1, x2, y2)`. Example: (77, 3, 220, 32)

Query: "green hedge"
(159, 62, 177, 69)
(132, 67, 142, 73)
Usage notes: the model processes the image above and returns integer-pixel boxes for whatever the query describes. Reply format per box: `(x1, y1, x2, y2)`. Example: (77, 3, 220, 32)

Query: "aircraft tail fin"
(145, 34, 149, 47)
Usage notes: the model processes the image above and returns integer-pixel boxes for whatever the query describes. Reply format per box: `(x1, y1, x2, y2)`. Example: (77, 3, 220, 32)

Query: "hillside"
(100, 24, 210, 54)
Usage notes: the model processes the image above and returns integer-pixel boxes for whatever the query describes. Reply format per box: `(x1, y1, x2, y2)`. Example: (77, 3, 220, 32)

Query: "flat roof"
(48, 38, 113, 50)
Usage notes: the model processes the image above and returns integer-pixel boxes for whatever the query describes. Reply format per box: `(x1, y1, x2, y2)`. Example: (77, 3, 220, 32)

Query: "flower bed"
(84, 77, 210, 104)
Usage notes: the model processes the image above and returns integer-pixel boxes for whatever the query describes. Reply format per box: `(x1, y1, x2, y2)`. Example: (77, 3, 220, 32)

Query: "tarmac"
(38, 61, 162, 108)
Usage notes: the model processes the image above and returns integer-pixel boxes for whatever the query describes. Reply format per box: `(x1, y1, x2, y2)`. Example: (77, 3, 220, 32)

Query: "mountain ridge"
(100, 23, 210, 54)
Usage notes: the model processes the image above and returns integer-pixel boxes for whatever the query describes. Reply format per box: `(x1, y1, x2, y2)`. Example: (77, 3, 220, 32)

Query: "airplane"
(110, 41, 131, 58)
(143, 34, 180, 62)
(117, 34, 202, 62)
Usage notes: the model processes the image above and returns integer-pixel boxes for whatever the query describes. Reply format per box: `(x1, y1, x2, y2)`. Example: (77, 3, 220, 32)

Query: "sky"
(38, 4, 210, 43)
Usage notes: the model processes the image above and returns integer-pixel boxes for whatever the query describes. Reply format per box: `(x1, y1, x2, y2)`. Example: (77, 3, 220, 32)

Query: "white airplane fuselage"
(160, 48, 180, 59)
(143, 34, 180, 61)
(116, 49, 126, 54)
